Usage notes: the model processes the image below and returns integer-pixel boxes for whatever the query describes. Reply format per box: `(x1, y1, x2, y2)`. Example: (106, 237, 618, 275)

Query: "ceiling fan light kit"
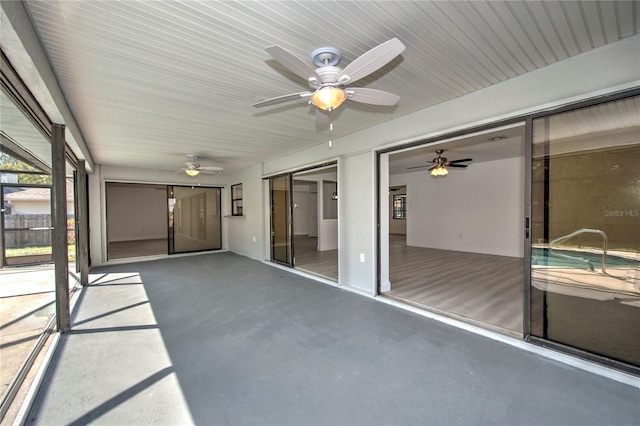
(311, 87, 346, 111)
(185, 169, 201, 177)
(431, 166, 448, 178)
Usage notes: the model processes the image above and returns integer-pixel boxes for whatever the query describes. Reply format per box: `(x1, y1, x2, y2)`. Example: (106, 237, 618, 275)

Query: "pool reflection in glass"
(530, 95, 640, 367)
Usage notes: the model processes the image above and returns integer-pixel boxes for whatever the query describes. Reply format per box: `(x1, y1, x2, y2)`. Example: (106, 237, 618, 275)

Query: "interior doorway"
(268, 164, 339, 281)
(106, 183, 168, 260)
(381, 124, 526, 336)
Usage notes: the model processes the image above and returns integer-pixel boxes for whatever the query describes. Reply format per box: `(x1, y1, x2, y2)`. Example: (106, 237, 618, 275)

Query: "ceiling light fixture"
(311, 87, 346, 111)
(185, 169, 201, 177)
(430, 166, 448, 178)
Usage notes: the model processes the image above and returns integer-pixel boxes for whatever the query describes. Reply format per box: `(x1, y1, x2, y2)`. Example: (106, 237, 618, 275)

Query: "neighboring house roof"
(4, 181, 74, 201)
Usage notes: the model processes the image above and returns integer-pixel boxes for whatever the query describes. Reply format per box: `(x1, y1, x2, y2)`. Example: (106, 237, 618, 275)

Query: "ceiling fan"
(252, 38, 406, 126)
(407, 150, 472, 177)
(178, 155, 223, 177)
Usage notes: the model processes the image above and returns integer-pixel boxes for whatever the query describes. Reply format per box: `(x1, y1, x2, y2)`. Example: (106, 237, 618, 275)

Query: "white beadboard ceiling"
(20, 0, 639, 174)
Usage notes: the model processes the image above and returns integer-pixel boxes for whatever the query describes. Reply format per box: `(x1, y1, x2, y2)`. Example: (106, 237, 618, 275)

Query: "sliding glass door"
(168, 186, 222, 254)
(270, 174, 293, 266)
(530, 94, 640, 368)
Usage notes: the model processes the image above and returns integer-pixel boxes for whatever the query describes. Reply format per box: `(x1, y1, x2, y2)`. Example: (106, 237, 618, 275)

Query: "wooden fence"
(3, 214, 75, 248)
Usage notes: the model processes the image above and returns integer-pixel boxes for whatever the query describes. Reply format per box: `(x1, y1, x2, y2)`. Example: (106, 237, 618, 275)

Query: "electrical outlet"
(360, 253, 365, 263)
(253, 236, 256, 242)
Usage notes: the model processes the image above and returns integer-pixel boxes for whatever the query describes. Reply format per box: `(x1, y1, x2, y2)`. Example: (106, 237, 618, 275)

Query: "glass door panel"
(67, 170, 77, 274)
(2, 185, 53, 266)
(270, 174, 293, 266)
(170, 186, 221, 254)
(531, 95, 640, 367)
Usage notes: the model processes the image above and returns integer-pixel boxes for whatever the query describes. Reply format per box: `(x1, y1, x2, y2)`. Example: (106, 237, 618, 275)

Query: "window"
(231, 183, 243, 216)
(392, 194, 406, 219)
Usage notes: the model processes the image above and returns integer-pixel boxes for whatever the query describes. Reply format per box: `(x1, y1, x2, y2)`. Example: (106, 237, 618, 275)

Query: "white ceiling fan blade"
(200, 166, 224, 171)
(346, 88, 400, 106)
(337, 38, 406, 85)
(265, 46, 321, 82)
(252, 92, 312, 108)
(315, 108, 331, 127)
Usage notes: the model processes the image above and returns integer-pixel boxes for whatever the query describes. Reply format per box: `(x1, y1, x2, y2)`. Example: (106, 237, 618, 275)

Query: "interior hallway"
(26, 253, 639, 425)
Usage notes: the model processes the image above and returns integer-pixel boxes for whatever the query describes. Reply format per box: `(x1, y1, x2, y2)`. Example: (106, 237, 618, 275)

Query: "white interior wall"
(293, 190, 310, 235)
(106, 184, 167, 242)
(318, 219, 338, 251)
(292, 170, 338, 251)
(392, 156, 525, 257)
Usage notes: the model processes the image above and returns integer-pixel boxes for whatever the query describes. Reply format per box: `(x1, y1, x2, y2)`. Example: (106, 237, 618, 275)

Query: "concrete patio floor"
(25, 252, 639, 425)
(0, 263, 80, 423)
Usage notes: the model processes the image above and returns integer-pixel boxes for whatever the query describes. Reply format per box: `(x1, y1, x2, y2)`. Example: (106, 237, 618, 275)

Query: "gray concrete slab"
(27, 253, 639, 425)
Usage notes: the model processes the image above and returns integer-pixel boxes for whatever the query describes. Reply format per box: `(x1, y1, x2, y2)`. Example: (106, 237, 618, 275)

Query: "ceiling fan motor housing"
(314, 66, 342, 86)
(311, 47, 341, 67)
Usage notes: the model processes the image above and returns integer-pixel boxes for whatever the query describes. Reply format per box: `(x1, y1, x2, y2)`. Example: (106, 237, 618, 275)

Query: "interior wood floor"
(386, 234, 524, 336)
(294, 235, 338, 281)
(108, 239, 167, 260)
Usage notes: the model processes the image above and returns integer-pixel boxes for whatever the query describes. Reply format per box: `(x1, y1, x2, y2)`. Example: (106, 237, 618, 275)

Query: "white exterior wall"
(225, 164, 264, 261)
(339, 152, 376, 293)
